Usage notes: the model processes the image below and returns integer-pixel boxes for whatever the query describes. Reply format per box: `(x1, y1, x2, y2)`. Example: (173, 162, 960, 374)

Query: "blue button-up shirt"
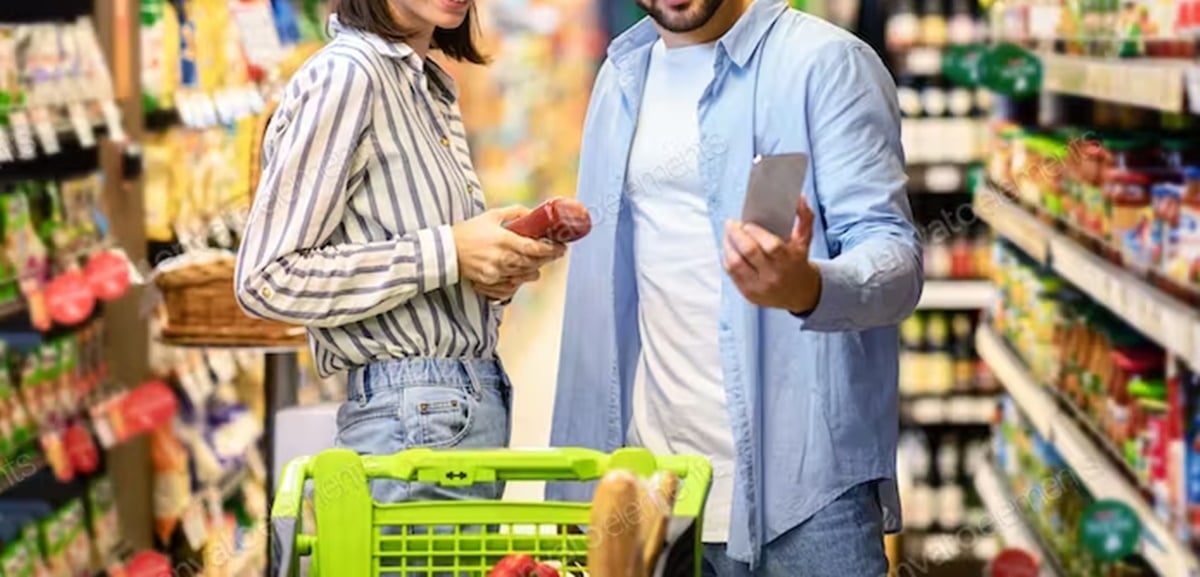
(547, 0, 924, 567)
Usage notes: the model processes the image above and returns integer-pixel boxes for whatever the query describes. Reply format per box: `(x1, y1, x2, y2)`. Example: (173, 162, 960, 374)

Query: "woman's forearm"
(235, 225, 458, 328)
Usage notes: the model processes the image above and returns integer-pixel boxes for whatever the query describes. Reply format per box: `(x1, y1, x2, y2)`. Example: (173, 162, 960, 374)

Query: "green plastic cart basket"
(271, 447, 712, 577)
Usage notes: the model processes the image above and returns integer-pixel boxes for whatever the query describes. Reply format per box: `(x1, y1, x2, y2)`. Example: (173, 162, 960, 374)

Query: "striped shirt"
(235, 16, 498, 378)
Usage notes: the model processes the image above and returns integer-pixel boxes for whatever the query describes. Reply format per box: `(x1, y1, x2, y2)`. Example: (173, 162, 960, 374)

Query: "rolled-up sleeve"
(235, 55, 458, 328)
(796, 42, 924, 332)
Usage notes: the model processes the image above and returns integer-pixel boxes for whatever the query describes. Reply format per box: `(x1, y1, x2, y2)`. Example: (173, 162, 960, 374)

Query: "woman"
(235, 0, 562, 506)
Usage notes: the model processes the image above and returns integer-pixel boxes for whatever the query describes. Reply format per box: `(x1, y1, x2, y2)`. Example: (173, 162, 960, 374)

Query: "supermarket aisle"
(498, 261, 570, 502)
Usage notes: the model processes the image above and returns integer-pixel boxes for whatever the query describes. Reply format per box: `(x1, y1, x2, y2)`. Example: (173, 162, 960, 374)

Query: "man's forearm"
(795, 239, 923, 332)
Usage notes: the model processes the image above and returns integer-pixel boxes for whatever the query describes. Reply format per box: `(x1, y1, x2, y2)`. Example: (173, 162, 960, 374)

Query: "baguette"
(589, 470, 644, 577)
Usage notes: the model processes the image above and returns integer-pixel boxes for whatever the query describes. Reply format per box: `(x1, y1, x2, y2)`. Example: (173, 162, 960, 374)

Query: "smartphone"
(504, 197, 593, 243)
(741, 153, 809, 239)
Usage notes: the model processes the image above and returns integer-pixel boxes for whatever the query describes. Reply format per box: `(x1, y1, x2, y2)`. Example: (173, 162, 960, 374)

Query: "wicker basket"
(154, 253, 307, 347)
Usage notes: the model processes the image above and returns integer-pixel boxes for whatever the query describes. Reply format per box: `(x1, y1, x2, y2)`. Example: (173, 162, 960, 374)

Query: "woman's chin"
(432, 0, 472, 25)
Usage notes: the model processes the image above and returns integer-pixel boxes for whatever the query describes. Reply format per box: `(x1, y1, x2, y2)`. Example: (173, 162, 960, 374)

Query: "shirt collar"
(327, 13, 459, 104)
(607, 0, 788, 69)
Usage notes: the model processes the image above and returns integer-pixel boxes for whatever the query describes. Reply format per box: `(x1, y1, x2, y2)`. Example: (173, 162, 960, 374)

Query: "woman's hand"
(473, 269, 542, 302)
(452, 206, 565, 286)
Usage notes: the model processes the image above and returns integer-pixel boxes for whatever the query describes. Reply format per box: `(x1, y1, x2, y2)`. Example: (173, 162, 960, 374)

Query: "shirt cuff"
(415, 225, 459, 291)
(794, 258, 859, 330)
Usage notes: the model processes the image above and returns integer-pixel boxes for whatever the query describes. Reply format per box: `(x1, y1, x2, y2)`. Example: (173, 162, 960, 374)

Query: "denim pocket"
(402, 385, 475, 448)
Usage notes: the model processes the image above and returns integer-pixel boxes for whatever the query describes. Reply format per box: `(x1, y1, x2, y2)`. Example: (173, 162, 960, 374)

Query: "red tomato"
(489, 554, 537, 577)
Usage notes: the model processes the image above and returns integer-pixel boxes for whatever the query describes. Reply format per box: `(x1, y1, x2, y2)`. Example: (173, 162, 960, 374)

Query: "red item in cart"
(490, 555, 537, 576)
(505, 198, 592, 243)
(489, 555, 561, 577)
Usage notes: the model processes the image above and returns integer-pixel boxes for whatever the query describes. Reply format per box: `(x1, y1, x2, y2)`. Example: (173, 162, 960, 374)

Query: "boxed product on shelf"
(987, 120, 1200, 296)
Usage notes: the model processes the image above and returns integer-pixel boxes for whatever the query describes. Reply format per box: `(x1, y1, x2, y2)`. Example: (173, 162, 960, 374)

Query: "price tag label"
(101, 100, 126, 142)
(8, 111, 39, 160)
(30, 107, 60, 156)
(68, 102, 96, 148)
(0, 127, 14, 163)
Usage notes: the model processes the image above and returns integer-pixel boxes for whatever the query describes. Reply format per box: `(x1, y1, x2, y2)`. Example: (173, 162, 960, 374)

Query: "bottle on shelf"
(887, 0, 922, 52)
(947, 0, 976, 45)
(920, 0, 949, 48)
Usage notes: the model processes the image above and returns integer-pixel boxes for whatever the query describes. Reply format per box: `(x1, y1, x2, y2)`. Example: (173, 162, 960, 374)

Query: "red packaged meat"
(504, 198, 592, 243)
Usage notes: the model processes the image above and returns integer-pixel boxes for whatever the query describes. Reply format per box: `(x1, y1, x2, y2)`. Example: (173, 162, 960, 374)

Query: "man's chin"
(652, 12, 709, 33)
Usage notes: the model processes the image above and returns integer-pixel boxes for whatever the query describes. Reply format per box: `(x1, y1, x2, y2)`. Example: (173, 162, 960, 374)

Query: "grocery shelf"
(977, 324, 1200, 577)
(901, 395, 996, 426)
(917, 280, 995, 310)
(975, 459, 1060, 577)
(975, 327, 1056, 438)
(976, 184, 1200, 373)
(1040, 53, 1200, 115)
(973, 187, 1051, 265)
(1049, 236, 1200, 372)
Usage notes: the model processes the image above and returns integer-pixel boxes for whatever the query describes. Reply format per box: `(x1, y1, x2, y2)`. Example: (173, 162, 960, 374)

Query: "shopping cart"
(270, 447, 712, 577)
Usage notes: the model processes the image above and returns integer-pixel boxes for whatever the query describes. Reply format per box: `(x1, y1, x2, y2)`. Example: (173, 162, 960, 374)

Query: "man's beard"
(635, 0, 724, 33)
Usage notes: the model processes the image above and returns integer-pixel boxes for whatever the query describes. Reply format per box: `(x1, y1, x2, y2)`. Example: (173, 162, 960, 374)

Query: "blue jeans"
(334, 358, 513, 504)
(703, 482, 888, 577)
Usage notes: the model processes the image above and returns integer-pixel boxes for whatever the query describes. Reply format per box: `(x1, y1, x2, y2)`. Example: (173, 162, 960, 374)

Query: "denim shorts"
(335, 357, 513, 505)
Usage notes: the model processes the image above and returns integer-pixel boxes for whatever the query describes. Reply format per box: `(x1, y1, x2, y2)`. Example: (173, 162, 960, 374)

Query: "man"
(548, 0, 923, 575)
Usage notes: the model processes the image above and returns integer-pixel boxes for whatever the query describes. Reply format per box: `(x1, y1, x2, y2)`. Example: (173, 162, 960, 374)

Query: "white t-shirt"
(624, 39, 737, 544)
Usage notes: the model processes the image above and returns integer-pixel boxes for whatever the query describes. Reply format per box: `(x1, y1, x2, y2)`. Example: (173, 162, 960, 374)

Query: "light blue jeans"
(334, 357, 513, 504)
(703, 481, 889, 577)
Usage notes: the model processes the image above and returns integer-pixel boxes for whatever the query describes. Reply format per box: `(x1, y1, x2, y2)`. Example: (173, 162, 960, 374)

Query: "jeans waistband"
(347, 358, 505, 402)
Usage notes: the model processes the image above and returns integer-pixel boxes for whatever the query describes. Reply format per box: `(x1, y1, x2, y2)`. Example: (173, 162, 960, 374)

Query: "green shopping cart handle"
(273, 447, 712, 518)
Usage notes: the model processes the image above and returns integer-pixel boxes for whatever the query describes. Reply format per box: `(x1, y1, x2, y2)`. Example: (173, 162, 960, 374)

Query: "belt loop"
(461, 360, 483, 400)
(359, 364, 373, 403)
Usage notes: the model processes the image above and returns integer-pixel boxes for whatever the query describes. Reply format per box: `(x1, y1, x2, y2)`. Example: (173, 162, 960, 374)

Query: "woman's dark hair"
(333, 0, 488, 65)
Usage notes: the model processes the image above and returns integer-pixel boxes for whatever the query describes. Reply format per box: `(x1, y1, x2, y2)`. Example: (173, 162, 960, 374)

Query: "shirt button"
(261, 286, 273, 299)
(440, 137, 450, 147)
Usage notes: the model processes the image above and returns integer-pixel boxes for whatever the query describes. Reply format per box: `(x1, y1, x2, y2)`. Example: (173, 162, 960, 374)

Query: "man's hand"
(723, 195, 823, 314)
